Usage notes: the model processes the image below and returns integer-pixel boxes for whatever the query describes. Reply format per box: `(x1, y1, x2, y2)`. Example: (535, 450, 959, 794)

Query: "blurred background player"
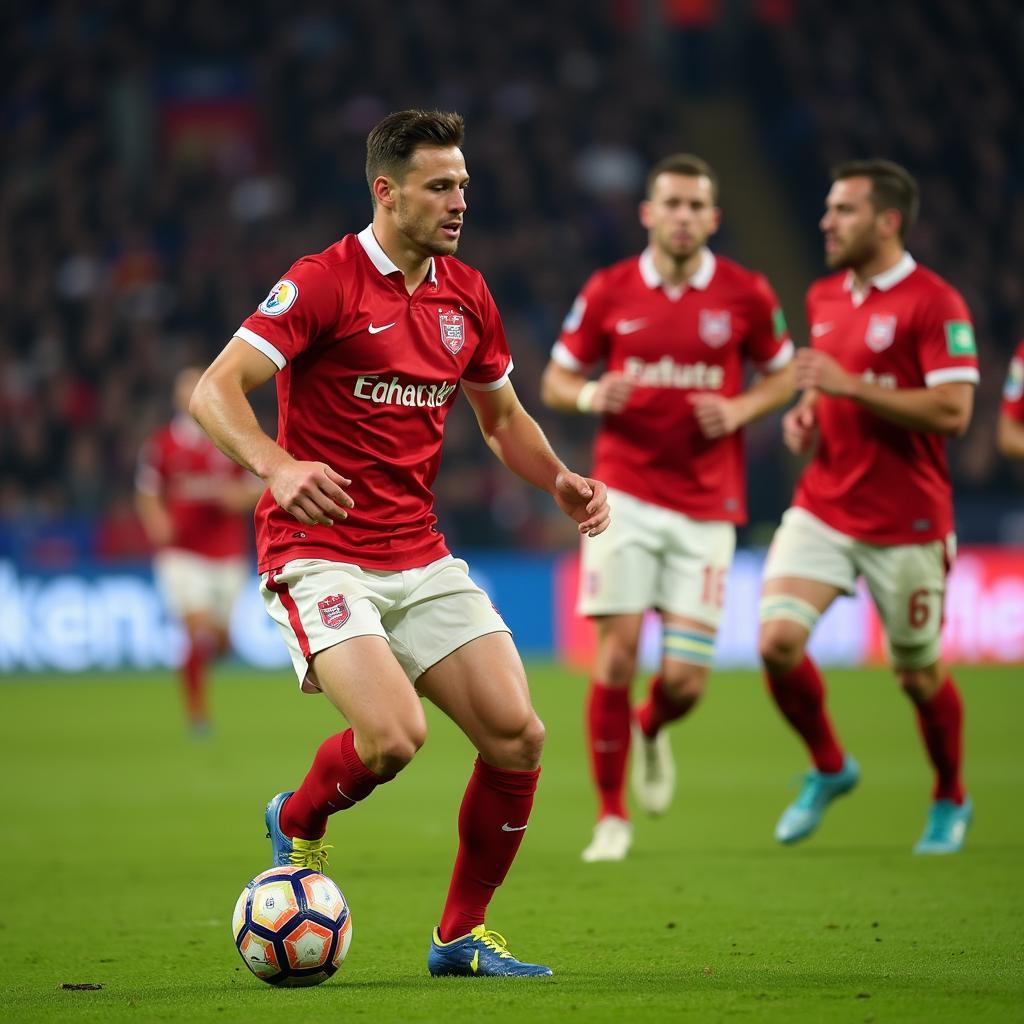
(759, 159, 978, 854)
(189, 109, 609, 976)
(997, 341, 1024, 460)
(541, 155, 795, 862)
(135, 367, 261, 733)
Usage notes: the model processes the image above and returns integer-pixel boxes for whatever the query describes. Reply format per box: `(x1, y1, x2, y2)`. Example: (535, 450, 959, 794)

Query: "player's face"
(640, 173, 720, 261)
(393, 146, 469, 257)
(820, 177, 882, 270)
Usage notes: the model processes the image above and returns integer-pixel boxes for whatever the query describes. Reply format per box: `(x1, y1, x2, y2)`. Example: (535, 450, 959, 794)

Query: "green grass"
(1, 663, 1022, 1023)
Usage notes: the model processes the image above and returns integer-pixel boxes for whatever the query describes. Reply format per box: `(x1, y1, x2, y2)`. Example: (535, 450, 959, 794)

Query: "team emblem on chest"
(865, 313, 897, 352)
(698, 309, 732, 348)
(438, 308, 466, 355)
(318, 594, 350, 629)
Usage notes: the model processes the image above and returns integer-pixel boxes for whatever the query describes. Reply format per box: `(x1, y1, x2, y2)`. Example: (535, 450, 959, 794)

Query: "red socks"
(765, 655, 845, 774)
(913, 677, 965, 804)
(181, 643, 209, 724)
(586, 681, 631, 819)
(281, 729, 391, 840)
(636, 675, 694, 739)
(438, 757, 540, 942)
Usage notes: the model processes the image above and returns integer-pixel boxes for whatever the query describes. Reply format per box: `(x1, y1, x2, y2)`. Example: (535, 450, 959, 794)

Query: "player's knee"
(660, 666, 707, 708)
(599, 644, 637, 687)
(895, 663, 942, 703)
(758, 620, 806, 673)
(489, 712, 545, 770)
(517, 713, 546, 766)
(365, 723, 426, 776)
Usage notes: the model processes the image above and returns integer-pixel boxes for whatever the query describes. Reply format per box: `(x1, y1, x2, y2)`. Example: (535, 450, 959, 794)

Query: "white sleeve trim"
(235, 326, 287, 370)
(755, 339, 795, 373)
(550, 340, 593, 373)
(925, 366, 980, 387)
(462, 360, 515, 392)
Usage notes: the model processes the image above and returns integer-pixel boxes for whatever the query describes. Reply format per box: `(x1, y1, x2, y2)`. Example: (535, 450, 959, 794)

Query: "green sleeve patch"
(945, 320, 976, 356)
(772, 306, 788, 341)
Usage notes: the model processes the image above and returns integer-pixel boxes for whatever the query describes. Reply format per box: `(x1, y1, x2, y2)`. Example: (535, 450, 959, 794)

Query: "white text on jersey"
(353, 375, 458, 407)
(623, 356, 725, 390)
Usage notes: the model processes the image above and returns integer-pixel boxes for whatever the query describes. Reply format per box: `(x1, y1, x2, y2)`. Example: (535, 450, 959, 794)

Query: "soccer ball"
(232, 866, 352, 986)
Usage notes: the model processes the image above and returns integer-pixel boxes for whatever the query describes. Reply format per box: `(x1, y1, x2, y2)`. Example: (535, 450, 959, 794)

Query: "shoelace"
(470, 926, 515, 959)
(289, 841, 333, 873)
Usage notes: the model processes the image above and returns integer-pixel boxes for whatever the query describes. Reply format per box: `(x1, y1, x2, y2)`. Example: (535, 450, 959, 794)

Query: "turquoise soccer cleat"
(428, 925, 553, 977)
(913, 797, 973, 854)
(774, 754, 860, 844)
(264, 791, 331, 871)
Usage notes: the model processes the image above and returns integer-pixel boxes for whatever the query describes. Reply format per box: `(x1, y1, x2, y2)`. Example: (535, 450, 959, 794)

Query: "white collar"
(357, 224, 437, 284)
(844, 251, 916, 303)
(639, 246, 716, 294)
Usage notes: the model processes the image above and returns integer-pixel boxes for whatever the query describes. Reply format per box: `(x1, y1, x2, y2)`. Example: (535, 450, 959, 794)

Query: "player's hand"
(266, 459, 354, 526)
(688, 393, 743, 439)
(553, 471, 610, 537)
(782, 403, 817, 455)
(591, 372, 635, 414)
(795, 349, 854, 397)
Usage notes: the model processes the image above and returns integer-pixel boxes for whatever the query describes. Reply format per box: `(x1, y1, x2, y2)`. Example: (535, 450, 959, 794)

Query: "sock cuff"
(474, 755, 540, 797)
(589, 679, 631, 708)
(339, 729, 393, 786)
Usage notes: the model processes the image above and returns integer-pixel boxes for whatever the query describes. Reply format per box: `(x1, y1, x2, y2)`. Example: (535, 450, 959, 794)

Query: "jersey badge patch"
(865, 314, 897, 352)
(1004, 357, 1023, 402)
(699, 310, 732, 348)
(945, 320, 976, 356)
(439, 310, 466, 355)
(318, 594, 350, 629)
(259, 279, 298, 317)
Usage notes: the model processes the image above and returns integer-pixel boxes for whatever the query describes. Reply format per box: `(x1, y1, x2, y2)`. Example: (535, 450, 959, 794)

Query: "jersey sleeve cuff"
(235, 326, 287, 370)
(550, 341, 593, 374)
(462, 360, 514, 391)
(755, 339, 795, 373)
(925, 366, 980, 387)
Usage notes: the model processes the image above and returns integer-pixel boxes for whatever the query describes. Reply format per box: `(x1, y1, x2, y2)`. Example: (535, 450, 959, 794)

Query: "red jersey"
(236, 226, 512, 572)
(794, 255, 979, 544)
(552, 248, 792, 522)
(136, 416, 252, 559)
(1001, 340, 1024, 422)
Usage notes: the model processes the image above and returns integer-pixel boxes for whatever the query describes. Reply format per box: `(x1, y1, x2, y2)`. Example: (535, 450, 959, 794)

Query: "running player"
(189, 110, 609, 976)
(997, 340, 1024, 459)
(541, 154, 795, 861)
(759, 159, 978, 854)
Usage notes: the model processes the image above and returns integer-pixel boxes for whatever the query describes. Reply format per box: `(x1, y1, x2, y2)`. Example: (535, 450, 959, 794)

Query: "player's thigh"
(856, 539, 947, 671)
(208, 557, 251, 630)
(577, 488, 661, 617)
(657, 515, 736, 630)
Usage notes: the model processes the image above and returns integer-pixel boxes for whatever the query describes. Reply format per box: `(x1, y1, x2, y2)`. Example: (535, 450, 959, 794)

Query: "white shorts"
(763, 507, 953, 668)
(153, 549, 249, 628)
(578, 488, 736, 629)
(260, 555, 511, 692)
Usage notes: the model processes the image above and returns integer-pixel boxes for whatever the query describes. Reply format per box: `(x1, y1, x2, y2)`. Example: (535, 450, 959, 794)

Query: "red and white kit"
(137, 415, 252, 560)
(551, 247, 793, 523)
(236, 226, 512, 574)
(1002, 338, 1024, 423)
(795, 254, 979, 544)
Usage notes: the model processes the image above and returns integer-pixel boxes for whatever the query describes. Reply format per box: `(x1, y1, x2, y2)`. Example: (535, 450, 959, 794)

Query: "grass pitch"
(1, 662, 1021, 1023)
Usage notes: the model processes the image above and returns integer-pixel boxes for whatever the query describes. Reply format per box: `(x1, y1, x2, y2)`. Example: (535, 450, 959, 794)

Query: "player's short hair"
(646, 154, 719, 203)
(832, 159, 919, 239)
(365, 109, 465, 202)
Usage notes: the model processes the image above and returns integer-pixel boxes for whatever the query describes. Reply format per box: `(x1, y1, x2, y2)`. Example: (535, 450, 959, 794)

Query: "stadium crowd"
(1, 0, 1019, 566)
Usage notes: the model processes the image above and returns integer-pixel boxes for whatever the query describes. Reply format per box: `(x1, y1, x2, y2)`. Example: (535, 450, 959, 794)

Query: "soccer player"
(136, 366, 260, 733)
(540, 154, 795, 862)
(189, 110, 609, 977)
(997, 340, 1024, 459)
(759, 159, 978, 854)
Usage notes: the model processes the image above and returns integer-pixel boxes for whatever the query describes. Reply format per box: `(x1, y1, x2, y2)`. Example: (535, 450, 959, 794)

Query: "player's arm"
(134, 487, 174, 547)
(689, 361, 796, 440)
(795, 349, 974, 436)
(997, 412, 1024, 460)
(189, 338, 353, 527)
(781, 386, 820, 455)
(463, 379, 610, 537)
(539, 360, 634, 415)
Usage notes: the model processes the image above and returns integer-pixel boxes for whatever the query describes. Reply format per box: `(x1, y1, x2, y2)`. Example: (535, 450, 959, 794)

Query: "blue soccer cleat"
(913, 796, 973, 854)
(264, 791, 331, 871)
(428, 925, 553, 977)
(774, 754, 860, 844)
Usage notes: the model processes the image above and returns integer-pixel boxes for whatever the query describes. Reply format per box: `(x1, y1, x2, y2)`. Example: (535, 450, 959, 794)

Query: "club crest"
(698, 309, 732, 348)
(439, 310, 465, 355)
(318, 594, 350, 629)
(865, 314, 897, 352)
